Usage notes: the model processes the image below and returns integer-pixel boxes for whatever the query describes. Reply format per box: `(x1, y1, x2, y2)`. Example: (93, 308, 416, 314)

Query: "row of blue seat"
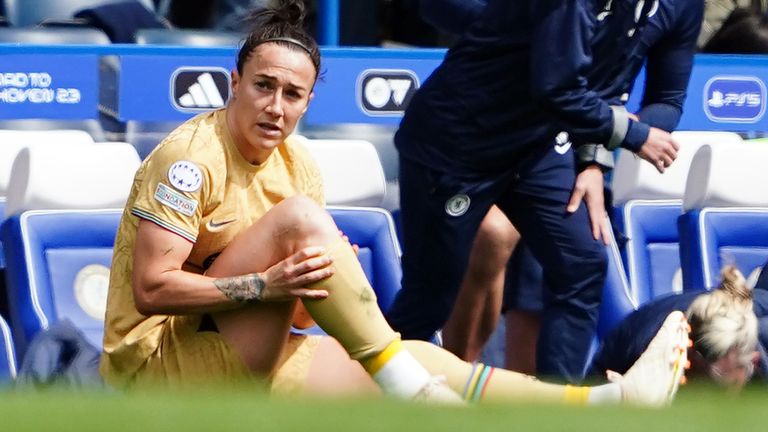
(616, 201, 768, 305)
(1, 202, 765, 383)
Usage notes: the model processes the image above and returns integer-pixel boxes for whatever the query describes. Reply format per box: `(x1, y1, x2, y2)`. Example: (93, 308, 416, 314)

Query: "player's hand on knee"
(261, 246, 334, 300)
(636, 127, 680, 174)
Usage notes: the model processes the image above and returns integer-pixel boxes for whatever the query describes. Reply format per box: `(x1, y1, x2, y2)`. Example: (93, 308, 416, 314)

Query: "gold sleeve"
(131, 145, 212, 243)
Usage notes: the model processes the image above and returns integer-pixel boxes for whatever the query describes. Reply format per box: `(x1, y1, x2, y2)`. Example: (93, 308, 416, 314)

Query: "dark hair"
(236, 0, 321, 77)
(703, 8, 768, 54)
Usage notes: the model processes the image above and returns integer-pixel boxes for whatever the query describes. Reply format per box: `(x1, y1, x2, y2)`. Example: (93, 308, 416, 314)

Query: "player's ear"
(301, 92, 314, 115)
(231, 69, 240, 97)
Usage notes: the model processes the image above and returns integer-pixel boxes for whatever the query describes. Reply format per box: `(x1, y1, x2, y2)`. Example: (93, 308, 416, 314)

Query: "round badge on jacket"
(445, 194, 471, 217)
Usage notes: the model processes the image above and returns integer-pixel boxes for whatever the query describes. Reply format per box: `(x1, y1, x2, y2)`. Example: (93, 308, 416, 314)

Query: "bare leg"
(504, 309, 541, 374)
(442, 206, 520, 361)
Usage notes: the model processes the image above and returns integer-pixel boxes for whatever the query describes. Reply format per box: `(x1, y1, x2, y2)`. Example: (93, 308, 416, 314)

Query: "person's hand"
(567, 165, 611, 245)
(636, 127, 680, 173)
(260, 246, 334, 301)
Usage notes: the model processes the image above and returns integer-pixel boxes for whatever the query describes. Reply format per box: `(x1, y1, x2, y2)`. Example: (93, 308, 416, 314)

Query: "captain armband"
(213, 273, 266, 302)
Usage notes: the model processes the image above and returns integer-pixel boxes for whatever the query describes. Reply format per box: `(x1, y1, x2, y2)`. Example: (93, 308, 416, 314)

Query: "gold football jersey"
(100, 109, 323, 386)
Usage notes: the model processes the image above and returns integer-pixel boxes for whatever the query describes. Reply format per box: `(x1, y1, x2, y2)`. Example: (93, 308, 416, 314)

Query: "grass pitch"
(1, 383, 767, 432)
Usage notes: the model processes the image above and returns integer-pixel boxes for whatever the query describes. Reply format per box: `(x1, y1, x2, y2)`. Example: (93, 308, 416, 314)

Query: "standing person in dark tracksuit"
(387, 0, 691, 383)
(484, 0, 702, 373)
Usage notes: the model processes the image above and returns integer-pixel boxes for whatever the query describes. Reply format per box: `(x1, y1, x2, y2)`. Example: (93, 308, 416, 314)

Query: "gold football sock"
(303, 238, 431, 397)
(403, 340, 612, 404)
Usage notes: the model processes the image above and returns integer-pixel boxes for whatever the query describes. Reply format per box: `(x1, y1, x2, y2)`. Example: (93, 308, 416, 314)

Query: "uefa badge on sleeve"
(168, 160, 203, 192)
(445, 194, 470, 217)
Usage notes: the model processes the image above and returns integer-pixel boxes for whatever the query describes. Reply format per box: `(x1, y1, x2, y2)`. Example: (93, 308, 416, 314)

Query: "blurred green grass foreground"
(1, 383, 767, 432)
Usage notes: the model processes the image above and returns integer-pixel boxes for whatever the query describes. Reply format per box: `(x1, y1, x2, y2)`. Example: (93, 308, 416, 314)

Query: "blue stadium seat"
(615, 199, 683, 304)
(3, 0, 154, 26)
(611, 131, 743, 304)
(327, 206, 402, 312)
(679, 209, 768, 290)
(0, 209, 122, 358)
(678, 143, 768, 291)
(0, 314, 17, 385)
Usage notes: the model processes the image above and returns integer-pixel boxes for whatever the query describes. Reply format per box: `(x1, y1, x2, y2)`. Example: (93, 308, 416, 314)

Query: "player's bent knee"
(271, 195, 337, 237)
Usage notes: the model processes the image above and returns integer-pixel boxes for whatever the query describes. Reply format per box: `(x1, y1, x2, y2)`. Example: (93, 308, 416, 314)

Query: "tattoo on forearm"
(213, 273, 266, 302)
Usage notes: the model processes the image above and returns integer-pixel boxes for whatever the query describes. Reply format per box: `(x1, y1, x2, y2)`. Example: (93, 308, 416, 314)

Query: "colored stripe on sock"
(463, 364, 494, 403)
(462, 364, 482, 401)
(477, 367, 495, 401)
(361, 339, 402, 375)
(470, 366, 493, 402)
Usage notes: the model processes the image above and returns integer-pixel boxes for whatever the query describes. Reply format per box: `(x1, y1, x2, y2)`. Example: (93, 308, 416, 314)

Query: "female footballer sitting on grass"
(100, 0, 689, 407)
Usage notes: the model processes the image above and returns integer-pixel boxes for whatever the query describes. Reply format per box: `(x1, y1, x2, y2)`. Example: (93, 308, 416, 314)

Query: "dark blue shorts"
(503, 241, 544, 313)
(387, 138, 608, 381)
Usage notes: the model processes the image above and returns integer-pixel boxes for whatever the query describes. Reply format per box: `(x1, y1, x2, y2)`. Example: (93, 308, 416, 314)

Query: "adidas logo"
(171, 67, 230, 112)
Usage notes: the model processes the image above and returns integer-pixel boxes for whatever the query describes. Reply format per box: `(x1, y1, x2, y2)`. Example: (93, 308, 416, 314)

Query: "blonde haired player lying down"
(100, 0, 689, 406)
